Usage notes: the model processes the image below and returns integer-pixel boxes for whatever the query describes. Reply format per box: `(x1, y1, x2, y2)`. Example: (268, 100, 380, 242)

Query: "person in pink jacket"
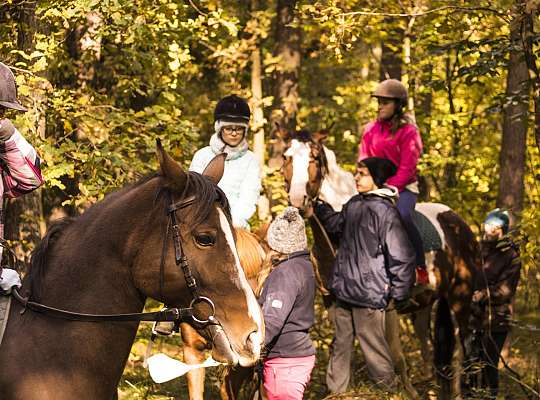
(358, 79, 428, 286)
(0, 62, 44, 294)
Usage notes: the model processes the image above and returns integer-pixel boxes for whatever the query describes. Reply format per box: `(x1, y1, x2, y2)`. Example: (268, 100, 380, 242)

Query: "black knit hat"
(359, 157, 397, 188)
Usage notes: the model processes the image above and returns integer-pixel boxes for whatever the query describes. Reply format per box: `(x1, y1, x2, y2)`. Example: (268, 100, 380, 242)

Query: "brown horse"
(181, 227, 267, 400)
(280, 128, 479, 400)
(0, 143, 264, 400)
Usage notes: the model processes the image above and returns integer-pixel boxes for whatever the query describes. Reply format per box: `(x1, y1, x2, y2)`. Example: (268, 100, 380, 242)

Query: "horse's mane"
(28, 170, 230, 301)
(28, 217, 75, 300)
(235, 228, 266, 282)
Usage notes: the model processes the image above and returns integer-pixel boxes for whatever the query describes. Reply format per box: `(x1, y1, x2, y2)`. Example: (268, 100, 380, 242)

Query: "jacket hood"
(365, 185, 399, 203)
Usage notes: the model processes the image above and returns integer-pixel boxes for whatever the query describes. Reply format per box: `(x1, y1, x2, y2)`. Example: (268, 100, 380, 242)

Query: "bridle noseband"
(10, 190, 217, 327)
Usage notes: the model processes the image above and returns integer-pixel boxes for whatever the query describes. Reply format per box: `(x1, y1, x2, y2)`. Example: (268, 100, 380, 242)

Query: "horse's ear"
(312, 129, 329, 143)
(156, 139, 188, 191)
(202, 153, 227, 184)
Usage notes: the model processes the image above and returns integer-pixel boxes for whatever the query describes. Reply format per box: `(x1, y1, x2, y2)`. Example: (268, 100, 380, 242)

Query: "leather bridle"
(10, 190, 217, 327)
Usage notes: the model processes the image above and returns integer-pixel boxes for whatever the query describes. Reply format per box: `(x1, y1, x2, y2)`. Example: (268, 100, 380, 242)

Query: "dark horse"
(0, 142, 264, 400)
(279, 128, 479, 400)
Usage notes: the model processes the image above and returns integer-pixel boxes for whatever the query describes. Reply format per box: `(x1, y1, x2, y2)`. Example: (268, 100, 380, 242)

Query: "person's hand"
(472, 289, 486, 303)
(0, 119, 15, 141)
(0, 268, 21, 294)
(394, 297, 413, 313)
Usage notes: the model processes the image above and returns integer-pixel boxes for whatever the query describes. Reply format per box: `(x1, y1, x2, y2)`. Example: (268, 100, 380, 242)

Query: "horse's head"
(281, 128, 329, 212)
(131, 142, 263, 367)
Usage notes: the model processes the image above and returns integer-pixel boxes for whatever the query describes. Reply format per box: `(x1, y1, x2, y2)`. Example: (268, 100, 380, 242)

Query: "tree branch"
(337, 5, 510, 21)
(184, 0, 207, 17)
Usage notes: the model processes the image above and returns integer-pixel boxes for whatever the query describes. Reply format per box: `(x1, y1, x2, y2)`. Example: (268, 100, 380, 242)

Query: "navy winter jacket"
(258, 250, 316, 359)
(315, 192, 415, 309)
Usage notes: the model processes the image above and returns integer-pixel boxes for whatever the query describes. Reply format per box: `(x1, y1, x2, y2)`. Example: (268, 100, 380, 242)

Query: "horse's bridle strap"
(166, 193, 200, 300)
(11, 287, 193, 323)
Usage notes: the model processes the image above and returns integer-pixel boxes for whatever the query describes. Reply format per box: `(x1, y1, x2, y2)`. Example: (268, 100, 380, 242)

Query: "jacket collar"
(274, 250, 310, 266)
(209, 133, 249, 160)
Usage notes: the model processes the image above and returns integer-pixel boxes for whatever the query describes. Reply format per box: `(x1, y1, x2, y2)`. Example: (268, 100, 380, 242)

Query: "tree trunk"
(3, 0, 45, 268)
(497, 1, 531, 217)
(250, 0, 270, 221)
(402, 17, 416, 115)
(444, 51, 461, 189)
(268, 0, 300, 170)
(521, 6, 539, 151)
(379, 17, 403, 80)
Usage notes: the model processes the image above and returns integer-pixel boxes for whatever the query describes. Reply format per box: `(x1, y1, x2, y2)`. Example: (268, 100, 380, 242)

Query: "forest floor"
(118, 298, 540, 400)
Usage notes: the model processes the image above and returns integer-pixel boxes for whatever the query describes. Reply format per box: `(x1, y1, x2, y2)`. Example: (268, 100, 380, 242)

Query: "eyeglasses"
(222, 126, 246, 135)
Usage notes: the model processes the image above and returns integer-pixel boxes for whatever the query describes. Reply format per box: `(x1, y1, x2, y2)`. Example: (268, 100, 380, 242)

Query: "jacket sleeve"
(357, 123, 373, 162)
(314, 201, 345, 238)
(386, 126, 422, 191)
(381, 207, 415, 300)
(230, 156, 261, 228)
(1, 129, 44, 198)
(260, 268, 298, 347)
(189, 149, 209, 174)
(488, 251, 521, 305)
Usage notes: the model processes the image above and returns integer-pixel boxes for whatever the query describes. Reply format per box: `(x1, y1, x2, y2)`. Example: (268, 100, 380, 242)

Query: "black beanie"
(359, 157, 397, 188)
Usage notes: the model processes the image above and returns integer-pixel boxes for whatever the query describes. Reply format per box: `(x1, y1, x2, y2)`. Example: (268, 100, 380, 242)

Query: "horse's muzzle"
(207, 325, 262, 367)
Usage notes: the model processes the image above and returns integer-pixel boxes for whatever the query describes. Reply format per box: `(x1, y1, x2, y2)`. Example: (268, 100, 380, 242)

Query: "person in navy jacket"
(258, 207, 316, 400)
(315, 157, 415, 393)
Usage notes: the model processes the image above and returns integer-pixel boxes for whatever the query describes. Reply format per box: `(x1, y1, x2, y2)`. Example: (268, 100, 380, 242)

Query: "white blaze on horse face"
(285, 139, 311, 208)
(217, 208, 263, 361)
(319, 146, 356, 211)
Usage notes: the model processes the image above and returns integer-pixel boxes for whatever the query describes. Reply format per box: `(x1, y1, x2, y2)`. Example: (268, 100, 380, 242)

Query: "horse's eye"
(194, 233, 216, 247)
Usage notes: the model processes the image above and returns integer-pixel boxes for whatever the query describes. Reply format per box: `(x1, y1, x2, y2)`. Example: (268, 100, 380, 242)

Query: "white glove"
(0, 268, 21, 294)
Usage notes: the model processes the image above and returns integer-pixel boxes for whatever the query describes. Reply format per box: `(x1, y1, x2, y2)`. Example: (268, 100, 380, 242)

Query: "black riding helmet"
(214, 95, 250, 123)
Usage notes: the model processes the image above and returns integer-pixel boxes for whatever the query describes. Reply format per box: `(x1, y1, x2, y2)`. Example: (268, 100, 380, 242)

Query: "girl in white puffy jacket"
(189, 95, 261, 229)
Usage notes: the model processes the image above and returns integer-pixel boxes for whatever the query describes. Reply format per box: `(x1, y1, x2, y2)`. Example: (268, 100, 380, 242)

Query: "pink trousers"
(263, 355, 316, 400)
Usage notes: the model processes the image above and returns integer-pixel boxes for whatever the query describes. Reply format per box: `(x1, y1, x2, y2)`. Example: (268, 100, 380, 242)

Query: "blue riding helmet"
(483, 208, 510, 234)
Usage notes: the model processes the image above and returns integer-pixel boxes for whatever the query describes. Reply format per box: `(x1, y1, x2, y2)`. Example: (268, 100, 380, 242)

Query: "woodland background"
(1, 0, 539, 398)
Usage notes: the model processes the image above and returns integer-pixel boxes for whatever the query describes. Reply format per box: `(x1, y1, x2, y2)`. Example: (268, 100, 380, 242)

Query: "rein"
(10, 191, 216, 326)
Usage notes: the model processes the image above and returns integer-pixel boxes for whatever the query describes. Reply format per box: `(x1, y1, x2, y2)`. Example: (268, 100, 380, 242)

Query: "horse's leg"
(181, 323, 209, 400)
(449, 310, 464, 400)
(385, 310, 420, 399)
(412, 306, 434, 380)
(220, 366, 256, 400)
(434, 298, 454, 400)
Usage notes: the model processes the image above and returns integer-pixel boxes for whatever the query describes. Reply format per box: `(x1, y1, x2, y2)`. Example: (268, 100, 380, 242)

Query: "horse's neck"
(319, 146, 356, 211)
(47, 182, 162, 307)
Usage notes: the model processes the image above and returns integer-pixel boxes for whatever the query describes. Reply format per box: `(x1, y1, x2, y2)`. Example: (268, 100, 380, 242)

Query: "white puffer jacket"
(189, 134, 261, 229)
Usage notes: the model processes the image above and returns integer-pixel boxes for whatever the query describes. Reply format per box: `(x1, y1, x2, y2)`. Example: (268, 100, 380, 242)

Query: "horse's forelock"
(182, 171, 231, 226)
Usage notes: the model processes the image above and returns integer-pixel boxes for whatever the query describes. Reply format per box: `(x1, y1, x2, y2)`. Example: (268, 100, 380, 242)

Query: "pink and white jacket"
(0, 128, 43, 248)
(358, 120, 422, 193)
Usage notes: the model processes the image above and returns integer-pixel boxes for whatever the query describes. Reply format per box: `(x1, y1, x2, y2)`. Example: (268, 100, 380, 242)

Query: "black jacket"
(258, 250, 315, 359)
(473, 238, 521, 332)
(315, 192, 415, 309)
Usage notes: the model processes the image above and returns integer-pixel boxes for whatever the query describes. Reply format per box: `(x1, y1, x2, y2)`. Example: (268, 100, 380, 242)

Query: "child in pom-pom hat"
(258, 206, 316, 400)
